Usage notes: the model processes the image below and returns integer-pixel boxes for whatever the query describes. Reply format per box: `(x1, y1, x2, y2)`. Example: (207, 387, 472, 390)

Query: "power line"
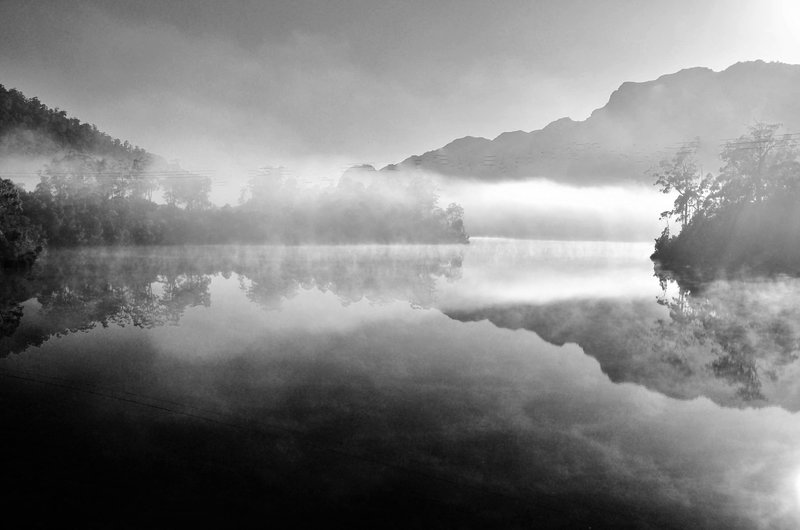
(2, 129, 800, 182)
(0, 171, 216, 176)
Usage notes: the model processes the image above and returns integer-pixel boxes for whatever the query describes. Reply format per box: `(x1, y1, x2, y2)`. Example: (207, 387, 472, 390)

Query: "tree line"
(0, 85, 468, 266)
(651, 123, 800, 279)
(0, 84, 153, 161)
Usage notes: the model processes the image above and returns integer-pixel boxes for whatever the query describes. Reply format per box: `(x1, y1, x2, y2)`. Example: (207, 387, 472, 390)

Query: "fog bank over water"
(436, 238, 657, 307)
(437, 178, 672, 240)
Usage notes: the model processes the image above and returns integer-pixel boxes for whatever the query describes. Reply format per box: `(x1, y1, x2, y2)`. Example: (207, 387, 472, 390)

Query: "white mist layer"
(437, 238, 659, 308)
(438, 178, 673, 241)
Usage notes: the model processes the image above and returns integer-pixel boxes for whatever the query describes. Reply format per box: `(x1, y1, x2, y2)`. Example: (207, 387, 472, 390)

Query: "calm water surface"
(2, 238, 800, 528)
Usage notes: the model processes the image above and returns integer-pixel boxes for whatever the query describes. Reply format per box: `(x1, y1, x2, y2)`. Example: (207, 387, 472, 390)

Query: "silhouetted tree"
(161, 174, 212, 211)
(652, 143, 710, 227)
(710, 123, 800, 207)
(652, 124, 800, 276)
(0, 178, 43, 266)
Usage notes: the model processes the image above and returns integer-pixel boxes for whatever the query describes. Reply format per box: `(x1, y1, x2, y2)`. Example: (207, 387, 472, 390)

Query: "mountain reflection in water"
(2, 239, 800, 528)
(447, 270, 800, 411)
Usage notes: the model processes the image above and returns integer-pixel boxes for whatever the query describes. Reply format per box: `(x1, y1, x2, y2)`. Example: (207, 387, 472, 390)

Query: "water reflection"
(5, 242, 800, 410)
(654, 278, 800, 404)
(3, 241, 800, 527)
(238, 245, 462, 310)
(0, 245, 464, 357)
(445, 254, 800, 411)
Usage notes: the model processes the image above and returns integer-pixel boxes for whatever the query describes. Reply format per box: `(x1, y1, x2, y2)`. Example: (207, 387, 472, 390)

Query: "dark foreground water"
(2, 239, 800, 528)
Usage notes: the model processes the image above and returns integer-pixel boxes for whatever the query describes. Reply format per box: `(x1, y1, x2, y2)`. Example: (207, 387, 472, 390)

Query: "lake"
(2, 238, 800, 528)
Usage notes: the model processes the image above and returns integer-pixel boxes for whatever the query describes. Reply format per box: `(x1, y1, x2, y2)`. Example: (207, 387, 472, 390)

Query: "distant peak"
(725, 59, 768, 70)
(437, 135, 492, 153)
(389, 59, 800, 183)
(655, 66, 714, 82)
(601, 66, 717, 114)
(722, 59, 798, 73)
(448, 135, 490, 144)
(345, 164, 376, 172)
(542, 117, 575, 130)
(493, 130, 527, 141)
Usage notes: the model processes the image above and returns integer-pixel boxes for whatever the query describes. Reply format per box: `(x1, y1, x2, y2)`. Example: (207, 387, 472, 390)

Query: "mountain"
(0, 85, 145, 160)
(387, 61, 800, 184)
(0, 83, 179, 189)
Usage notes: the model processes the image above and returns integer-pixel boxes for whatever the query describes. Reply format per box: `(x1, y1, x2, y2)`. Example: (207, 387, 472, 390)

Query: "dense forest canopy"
(0, 85, 468, 266)
(0, 177, 42, 265)
(652, 123, 800, 281)
(0, 84, 152, 162)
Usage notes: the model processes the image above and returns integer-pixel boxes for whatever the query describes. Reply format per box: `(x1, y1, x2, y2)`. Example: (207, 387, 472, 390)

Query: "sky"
(2, 0, 800, 193)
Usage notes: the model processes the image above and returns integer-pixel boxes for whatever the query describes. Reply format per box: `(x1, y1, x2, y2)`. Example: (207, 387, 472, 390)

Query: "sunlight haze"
(1, 0, 798, 187)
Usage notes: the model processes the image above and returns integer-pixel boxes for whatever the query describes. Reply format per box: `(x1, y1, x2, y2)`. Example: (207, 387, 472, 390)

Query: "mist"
(436, 176, 673, 240)
(6, 243, 800, 527)
(5, 1, 800, 527)
(5, 1, 800, 182)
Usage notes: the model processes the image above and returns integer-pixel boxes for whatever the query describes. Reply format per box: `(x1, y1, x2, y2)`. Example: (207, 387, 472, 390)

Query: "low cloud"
(437, 177, 672, 241)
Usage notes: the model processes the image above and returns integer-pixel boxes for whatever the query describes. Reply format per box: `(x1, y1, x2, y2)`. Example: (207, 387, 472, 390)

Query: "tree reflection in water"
(0, 245, 464, 357)
(447, 273, 800, 411)
(238, 246, 462, 310)
(653, 274, 800, 404)
(6, 244, 797, 411)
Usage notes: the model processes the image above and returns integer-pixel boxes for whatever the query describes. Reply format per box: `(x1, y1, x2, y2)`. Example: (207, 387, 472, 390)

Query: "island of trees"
(0, 84, 468, 266)
(651, 123, 800, 283)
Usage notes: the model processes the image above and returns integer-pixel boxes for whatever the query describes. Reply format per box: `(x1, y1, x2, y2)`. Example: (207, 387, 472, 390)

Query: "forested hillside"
(0, 84, 158, 167)
(0, 86, 468, 266)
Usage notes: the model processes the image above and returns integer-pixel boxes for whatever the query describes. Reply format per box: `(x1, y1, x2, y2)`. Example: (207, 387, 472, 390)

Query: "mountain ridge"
(385, 60, 800, 184)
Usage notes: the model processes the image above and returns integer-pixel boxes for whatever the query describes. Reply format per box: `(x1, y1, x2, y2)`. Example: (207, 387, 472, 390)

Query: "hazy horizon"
(6, 3, 800, 526)
(2, 0, 800, 187)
